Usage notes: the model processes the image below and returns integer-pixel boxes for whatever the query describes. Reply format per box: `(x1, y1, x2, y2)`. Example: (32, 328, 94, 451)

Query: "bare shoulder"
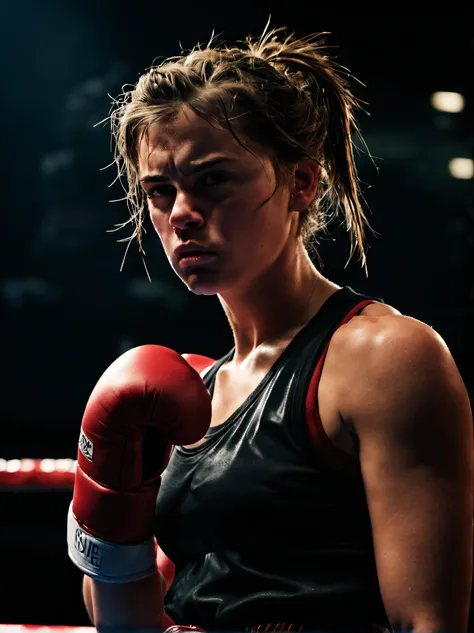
(357, 300, 402, 318)
(325, 300, 403, 367)
(335, 301, 448, 371)
(331, 301, 470, 434)
(333, 303, 473, 631)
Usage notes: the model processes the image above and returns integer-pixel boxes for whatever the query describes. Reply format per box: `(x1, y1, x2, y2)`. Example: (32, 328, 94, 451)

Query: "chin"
(174, 262, 239, 296)
(179, 273, 224, 296)
(187, 283, 220, 296)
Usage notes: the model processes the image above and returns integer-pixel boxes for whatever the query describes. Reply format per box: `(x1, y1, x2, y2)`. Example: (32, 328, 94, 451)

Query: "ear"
(289, 160, 320, 211)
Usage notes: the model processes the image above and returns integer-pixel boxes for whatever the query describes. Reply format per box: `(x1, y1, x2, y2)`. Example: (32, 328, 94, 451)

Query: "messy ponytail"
(110, 21, 372, 272)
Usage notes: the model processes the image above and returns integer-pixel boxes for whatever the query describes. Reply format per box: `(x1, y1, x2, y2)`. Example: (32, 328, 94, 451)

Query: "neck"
(217, 241, 340, 364)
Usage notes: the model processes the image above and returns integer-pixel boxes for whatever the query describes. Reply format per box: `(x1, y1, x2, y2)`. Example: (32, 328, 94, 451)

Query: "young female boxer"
(70, 24, 473, 633)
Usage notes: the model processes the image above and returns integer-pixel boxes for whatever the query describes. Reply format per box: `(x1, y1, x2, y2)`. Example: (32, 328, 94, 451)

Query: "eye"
(201, 171, 228, 187)
(145, 171, 229, 199)
(146, 184, 174, 199)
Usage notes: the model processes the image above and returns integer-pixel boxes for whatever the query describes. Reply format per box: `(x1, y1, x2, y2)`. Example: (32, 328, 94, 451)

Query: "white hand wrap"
(67, 503, 156, 583)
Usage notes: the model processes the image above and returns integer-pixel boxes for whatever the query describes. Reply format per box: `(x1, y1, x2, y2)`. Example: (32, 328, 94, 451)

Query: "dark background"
(1, 1, 473, 627)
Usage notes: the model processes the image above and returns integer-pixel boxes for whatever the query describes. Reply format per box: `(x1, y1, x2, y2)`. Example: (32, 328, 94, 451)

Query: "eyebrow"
(139, 157, 237, 184)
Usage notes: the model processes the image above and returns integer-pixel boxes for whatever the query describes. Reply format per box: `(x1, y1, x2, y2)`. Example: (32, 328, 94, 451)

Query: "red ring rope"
(0, 459, 76, 488)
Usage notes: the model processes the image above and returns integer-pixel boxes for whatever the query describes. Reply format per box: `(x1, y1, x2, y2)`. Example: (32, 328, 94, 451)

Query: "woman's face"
(138, 106, 297, 296)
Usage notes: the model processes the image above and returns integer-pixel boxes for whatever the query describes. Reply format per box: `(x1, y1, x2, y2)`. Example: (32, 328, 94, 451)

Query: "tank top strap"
(290, 285, 384, 472)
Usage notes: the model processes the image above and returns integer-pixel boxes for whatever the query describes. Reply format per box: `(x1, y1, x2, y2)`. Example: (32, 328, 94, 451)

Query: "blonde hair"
(109, 22, 373, 273)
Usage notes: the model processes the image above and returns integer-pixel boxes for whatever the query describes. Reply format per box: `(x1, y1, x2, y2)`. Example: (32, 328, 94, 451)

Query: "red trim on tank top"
(304, 299, 375, 472)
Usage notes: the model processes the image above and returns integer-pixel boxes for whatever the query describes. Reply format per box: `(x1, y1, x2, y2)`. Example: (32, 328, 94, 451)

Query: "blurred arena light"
(431, 91, 465, 113)
(0, 458, 76, 488)
(448, 158, 474, 180)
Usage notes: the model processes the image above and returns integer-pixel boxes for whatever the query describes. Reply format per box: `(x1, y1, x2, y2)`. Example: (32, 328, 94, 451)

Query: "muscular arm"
(339, 315, 473, 632)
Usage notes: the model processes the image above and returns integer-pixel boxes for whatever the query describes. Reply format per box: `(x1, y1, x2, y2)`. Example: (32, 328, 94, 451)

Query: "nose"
(169, 190, 204, 231)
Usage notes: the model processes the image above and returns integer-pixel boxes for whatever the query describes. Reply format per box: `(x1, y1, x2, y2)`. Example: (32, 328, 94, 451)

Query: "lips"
(174, 243, 217, 261)
(178, 250, 212, 260)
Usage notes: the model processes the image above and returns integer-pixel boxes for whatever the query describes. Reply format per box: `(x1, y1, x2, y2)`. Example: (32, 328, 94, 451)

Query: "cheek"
(148, 211, 174, 256)
(227, 191, 284, 238)
(149, 207, 169, 239)
(219, 187, 264, 230)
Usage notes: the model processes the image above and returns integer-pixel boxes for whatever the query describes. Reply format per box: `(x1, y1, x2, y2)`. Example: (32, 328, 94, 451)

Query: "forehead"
(137, 107, 262, 175)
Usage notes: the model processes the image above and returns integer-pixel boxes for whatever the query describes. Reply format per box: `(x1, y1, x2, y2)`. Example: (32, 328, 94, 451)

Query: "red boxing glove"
(67, 345, 211, 583)
(182, 353, 215, 376)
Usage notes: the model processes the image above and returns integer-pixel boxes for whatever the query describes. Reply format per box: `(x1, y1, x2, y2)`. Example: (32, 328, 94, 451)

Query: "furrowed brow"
(139, 156, 236, 184)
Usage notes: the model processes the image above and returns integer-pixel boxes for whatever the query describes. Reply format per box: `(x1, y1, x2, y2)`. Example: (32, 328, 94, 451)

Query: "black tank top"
(154, 286, 391, 632)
